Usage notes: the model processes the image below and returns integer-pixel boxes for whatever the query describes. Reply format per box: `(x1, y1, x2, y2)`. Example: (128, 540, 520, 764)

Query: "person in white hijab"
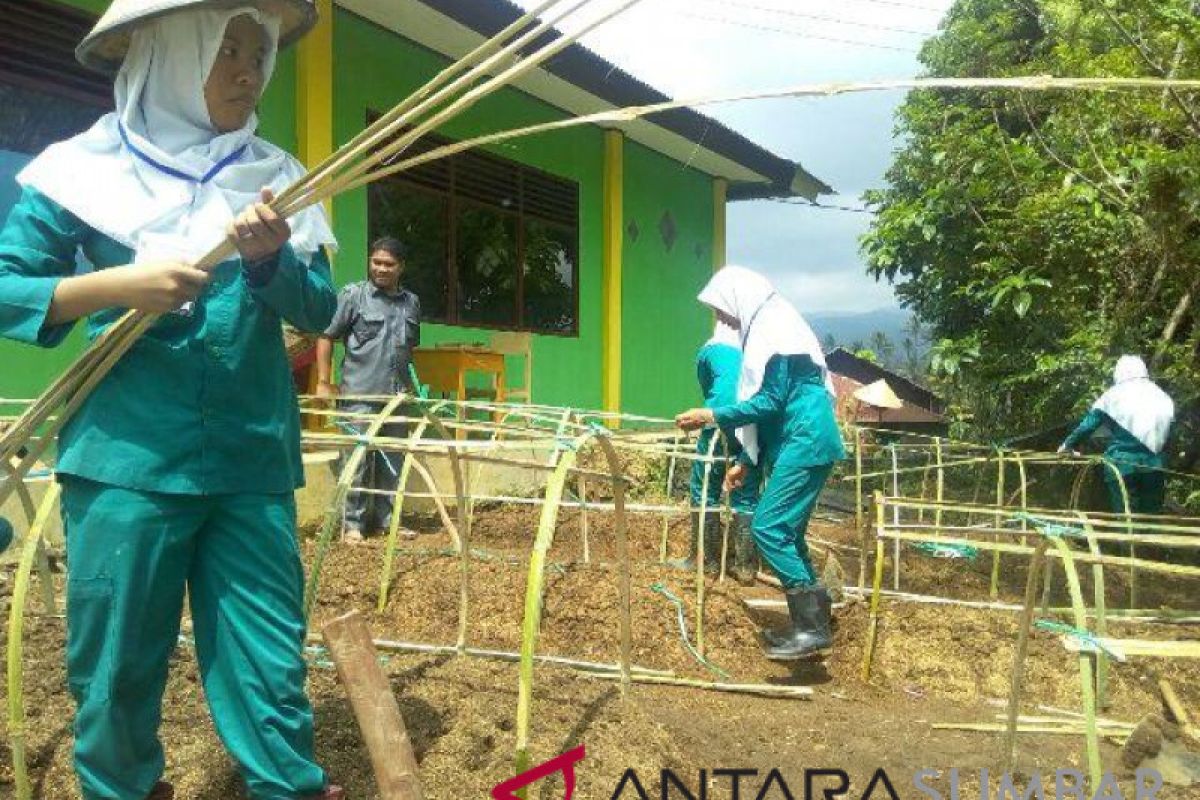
(1059, 355, 1175, 514)
(675, 266, 846, 661)
(0, 2, 343, 798)
(670, 318, 763, 583)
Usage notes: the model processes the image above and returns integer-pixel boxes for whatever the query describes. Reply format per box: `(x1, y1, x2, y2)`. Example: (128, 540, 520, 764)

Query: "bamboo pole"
(276, 0, 570, 207)
(514, 438, 580, 780)
(1060, 638, 1200, 659)
(305, 395, 407, 618)
(322, 612, 424, 800)
(282, 0, 649, 217)
(1004, 538, 1048, 779)
(878, 530, 1200, 576)
(316, 635, 672, 676)
(861, 492, 888, 681)
(882, 496, 1200, 533)
(512, 431, 632, 783)
(694, 427, 721, 658)
(940, 723, 1130, 738)
(418, 411, 472, 653)
(6, 483, 61, 800)
(854, 427, 864, 550)
(591, 434, 634, 703)
(991, 450, 1006, 599)
(378, 411, 440, 613)
(578, 472, 591, 563)
(325, 77, 1200, 210)
(588, 672, 812, 699)
(1051, 538, 1103, 789)
(2, 465, 55, 615)
(1101, 459, 1136, 608)
(1075, 512, 1109, 710)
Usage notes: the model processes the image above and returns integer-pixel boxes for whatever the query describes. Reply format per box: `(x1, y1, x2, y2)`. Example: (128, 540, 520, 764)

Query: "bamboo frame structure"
(861, 493, 1200, 790)
(844, 428, 1199, 609)
(2, 39, 1200, 788)
(295, 398, 827, 772)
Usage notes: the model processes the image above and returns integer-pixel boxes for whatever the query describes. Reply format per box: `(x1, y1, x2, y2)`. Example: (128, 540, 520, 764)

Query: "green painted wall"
(620, 142, 714, 418)
(331, 9, 607, 411)
(3, 2, 719, 420)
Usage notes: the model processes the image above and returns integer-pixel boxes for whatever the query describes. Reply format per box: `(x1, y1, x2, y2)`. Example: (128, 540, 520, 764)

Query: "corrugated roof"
(413, 0, 832, 200)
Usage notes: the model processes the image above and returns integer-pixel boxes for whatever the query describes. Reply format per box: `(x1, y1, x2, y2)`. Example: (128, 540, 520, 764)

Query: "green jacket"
(0, 186, 337, 494)
(697, 341, 742, 455)
(713, 353, 846, 470)
(1064, 408, 1164, 474)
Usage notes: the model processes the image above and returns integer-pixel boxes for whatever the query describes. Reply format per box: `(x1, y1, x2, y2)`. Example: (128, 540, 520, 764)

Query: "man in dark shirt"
(317, 237, 421, 544)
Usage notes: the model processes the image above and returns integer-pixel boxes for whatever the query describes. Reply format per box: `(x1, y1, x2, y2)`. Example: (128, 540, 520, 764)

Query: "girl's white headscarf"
(18, 6, 335, 263)
(705, 319, 740, 349)
(698, 265, 834, 463)
(1093, 355, 1175, 454)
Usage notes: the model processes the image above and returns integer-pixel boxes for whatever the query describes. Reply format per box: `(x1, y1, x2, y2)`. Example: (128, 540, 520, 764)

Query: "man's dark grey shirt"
(324, 281, 422, 395)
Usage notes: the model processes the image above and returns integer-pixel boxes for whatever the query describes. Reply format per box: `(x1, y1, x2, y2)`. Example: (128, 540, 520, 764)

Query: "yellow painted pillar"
(297, 0, 334, 172)
(713, 177, 727, 272)
(297, 0, 333, 428)
(601, 129, 624, 418)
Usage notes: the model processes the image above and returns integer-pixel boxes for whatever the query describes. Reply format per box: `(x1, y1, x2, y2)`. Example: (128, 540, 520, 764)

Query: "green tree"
(900, 316, 931, 382)
(862, 0, 1200, 453)
(869, 331, 897, 368)
(855, 348, 882, 365)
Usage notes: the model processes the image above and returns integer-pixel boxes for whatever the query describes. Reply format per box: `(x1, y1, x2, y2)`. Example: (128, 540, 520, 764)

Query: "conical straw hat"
(77, 0, 317, 73)
(852, 379, 904, 410)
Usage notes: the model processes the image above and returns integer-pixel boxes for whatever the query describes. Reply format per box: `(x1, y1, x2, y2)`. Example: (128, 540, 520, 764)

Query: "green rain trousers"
(689, 426, 761, 513)
(751, 462, 834, 588)
(61, 478, 327, 800)
(714, 354, 846, 589)
(1065, 408, 1167, 515)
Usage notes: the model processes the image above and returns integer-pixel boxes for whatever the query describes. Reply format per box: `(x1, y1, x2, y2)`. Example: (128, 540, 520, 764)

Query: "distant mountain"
(804, 308, 915, 352)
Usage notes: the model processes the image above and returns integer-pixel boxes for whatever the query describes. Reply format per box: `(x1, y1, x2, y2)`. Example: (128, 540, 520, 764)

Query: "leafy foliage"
(863, 0, 1200, 462)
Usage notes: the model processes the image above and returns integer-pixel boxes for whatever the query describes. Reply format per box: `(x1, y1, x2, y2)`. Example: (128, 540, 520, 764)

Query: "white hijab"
(698, 265, 834, 463)
(705, 319, 740, 349)
(1093, 355, 1175, 454)
(18, 6, 335, 264)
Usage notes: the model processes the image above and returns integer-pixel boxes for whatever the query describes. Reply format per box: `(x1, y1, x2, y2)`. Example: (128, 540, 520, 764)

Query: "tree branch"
(1017, 96, 1129, 208)
(991, 106, 1021, 182)
(1071, 108, 1130, 200)
(1098, 3, 1200, 139)
(1154, 274, 1200, 366)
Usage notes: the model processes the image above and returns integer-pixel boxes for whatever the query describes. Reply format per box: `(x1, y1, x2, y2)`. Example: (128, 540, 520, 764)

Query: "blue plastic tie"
(649, 582, 730, 679)
(1034, 619, 1122, 660)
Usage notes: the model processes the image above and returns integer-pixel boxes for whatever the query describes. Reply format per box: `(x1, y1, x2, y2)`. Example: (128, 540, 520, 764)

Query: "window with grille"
(0, 0, 109, 214)
(367, 116, 580, 336)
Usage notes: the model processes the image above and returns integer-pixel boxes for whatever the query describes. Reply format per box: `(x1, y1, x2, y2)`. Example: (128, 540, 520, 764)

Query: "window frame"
(0, 0, 111, 110)
(365, 112, 581, 338)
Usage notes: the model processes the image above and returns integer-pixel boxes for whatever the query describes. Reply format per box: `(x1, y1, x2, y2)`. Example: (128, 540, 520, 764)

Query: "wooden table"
(412, 345, 506, 409)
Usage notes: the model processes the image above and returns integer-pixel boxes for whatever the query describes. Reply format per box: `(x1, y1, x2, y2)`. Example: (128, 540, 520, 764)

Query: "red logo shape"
(491, 745, 587, 800)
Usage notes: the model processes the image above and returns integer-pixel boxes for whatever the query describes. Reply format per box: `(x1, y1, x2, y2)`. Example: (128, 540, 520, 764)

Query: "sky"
(512, 0, 956, 315)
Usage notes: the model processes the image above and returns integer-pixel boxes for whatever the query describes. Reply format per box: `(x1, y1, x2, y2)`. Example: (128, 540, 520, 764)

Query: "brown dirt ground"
(2, 502, 1199, 799)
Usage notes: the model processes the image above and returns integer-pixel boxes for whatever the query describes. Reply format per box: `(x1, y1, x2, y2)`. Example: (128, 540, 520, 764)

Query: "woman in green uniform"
(676, 266, 845, 661)
(676, 320, 761, 583)
(0, 1, 343, 797)
(1059, 355, 1175, 515)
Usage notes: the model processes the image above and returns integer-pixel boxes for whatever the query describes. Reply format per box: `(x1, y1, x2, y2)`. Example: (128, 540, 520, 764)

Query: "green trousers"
(752, 461, 833, 589)
(689, 428, 760, 513)
(61, 478, 326, 800)
(1104, 467, 1167, 515)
